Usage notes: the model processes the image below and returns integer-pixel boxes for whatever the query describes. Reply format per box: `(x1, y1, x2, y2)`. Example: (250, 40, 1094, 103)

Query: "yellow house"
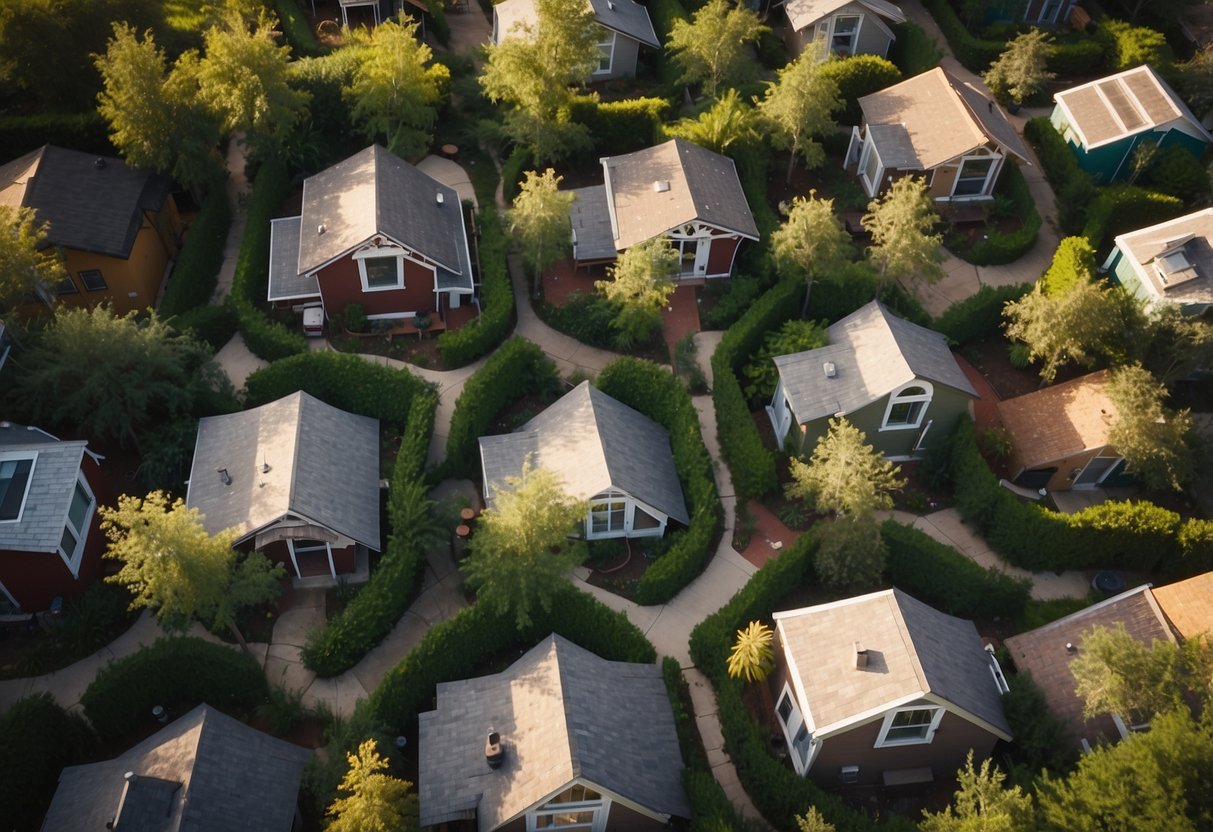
(0, 145, 182, 315)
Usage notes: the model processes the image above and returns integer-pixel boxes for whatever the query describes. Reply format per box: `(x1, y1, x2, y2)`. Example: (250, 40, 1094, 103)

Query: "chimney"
(485, 728, 505, 769)
(824, 361, 837, 378)
(652, 180, 670, 193)
(217, 468, 232, 486)
(853, 641, 868, 669)
(436, 191, 445, 206)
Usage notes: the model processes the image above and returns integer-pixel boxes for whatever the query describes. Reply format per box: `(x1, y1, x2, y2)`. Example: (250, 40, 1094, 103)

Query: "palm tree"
(728, 620, 774, 683)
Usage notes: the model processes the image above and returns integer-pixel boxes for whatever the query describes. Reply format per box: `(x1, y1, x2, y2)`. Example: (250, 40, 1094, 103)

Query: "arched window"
(881, 381, 932, 430)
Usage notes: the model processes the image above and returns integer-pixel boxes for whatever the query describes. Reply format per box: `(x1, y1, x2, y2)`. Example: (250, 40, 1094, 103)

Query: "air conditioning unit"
(839, 765, 860, 785)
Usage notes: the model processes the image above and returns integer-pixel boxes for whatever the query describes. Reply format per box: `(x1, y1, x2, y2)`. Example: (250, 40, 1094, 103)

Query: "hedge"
(933, 283, 1030, 346)
(882, 520, 1030, 620)
(168, 303, 240, 352)
(819, 55, 902, 127)
(81, 637, 267, 743)
(569, 96, 669, 157)
(596, 358, 722, 604)
(963, 162, 1041, 266)
(0, 111, 113, 160)
(301, 393, 437, 676)
(501, 146, 532, 205)
(244, 351, 434, 432)
(1081, 185, 1185, 252)
(159, 186, 232, 318)
(437, 203, 515, 367)
(437, 337, 558, 479)
(889, 21, 944, 79)
(1023, 116, 1097, 234)
(367, 584, 655, 734)
(0, 693, 96, 832)
(274, 0, 326, 57)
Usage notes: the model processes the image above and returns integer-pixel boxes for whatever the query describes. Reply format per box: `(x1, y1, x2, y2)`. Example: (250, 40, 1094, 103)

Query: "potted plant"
(983, 28, 1056, 114)
(412, 309, 432, 339)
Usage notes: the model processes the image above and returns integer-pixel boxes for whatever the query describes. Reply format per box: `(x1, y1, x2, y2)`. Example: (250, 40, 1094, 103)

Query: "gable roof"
(266, 217, 319, 302)
(774, 588, 1012, 740)
(602, 138, 759, 250)
(784, 0, 905, 33)
(774, 300, 977, 425)
(996, 370, 1117, 470)
(42, 704, 311, 832)
(494, 0, 659, 47)
(1151, 572, 1213, 641)
(478, 381, 689, 525)
(1004, 585, 1176, 750)
(186, 391, 380, 549)
(0, 423, 89, 555)
(569, 185, 616, 261)
(0, 145, 170, 259)
(859, 67, 1030, 169)
(418, 634, 690, 831)
(1112, 207, 1213, 307)
(1053, 65, 1212, 151)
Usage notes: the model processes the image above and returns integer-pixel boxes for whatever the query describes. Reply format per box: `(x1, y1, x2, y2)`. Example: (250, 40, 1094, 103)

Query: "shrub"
(700, 275, 764, 329)
(732, 141, 780, 241)
(1002, 672, 1080, 779)
(889, 21, 943, 79)
(1097, 19, 1173, 73)
(274, 0, 325, 57)
(1081, 185, 1184, 251)
(569, 97, 669, 157)
(167, 303, 240, 352)
(0, 111, 113, 160)
(1142, 145, 1211, 207)
(420, 0, 451, 46)
(597, 358, 722, 604)
(0, 693, 96, 832)
(501, 146, 533, 204)
(1048, 39, 1106, 77)
(538, 291, 623, 349)
(934, 283, 1030, 346)
(81, 637, 267, 742)
(437, 204, 515, 367)
(819, 54, 902, 126)
(1023, 117, 1096, 234)
(963, 162, 1041, 266)
(921, 0, 1004, 73)
(1041, 236, 1096, 296)
(244, 351, 434, 431)
(160, 187, 232, 318)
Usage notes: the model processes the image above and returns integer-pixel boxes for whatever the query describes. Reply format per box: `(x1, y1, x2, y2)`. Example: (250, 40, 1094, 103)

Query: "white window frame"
(593, 28, 615, 75)
(776, 684, 815, 774)
(57, 471, 95, 577)
(951, 152, 1001, 199)
(287, 538, 336, 579)
(353, 243, 412, 293)
(829, 13, 863, 56)
(526, 785, 610, 832)
(0, 452, 38, 524)
(874, 705, 944, 747)
(859, 136, 884, 197)
(881, 381, 933, 431)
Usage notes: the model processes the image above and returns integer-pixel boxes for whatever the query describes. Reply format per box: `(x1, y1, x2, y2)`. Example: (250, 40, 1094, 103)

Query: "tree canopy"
(0, 205, 65, 304)
(771, 192, 851, 316)
(727, 620, 774, 684)
(667, 0, 767, 97)
(666, 89, 760, 156)
(983, 28, 1056, 105)
(510, 168, 575, 296)
(786, 417, 905, 517)
(325, 739, 419, 832)
(920, 752, 1036, 832)
(759, 50, 842, 182)
(1106, 364, 1196, 493)
(862, 177, 944, 294)
(813, 513, 887, 590)
(595, 237, 679, 349)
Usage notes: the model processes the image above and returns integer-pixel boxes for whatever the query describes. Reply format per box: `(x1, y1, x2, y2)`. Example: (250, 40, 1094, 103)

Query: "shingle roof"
(860, 67, 1029, 169)
(784, 0, 904, 33)
(266, 217, 319, 301)
(186, 391, 380, 549)
(1112, 207, 1213, 306)
(774, 300, 977, 425)
(0, 145, 170, 258)
(0, 423, 87, 554)
(776, 589, 1011, 739)
(1150, 572, 1213, 642)
(418, 634, 690, 831)
(1054, 65, 1212, 151)
(495, 0, 659, 47)
(602, 139, 759, 250)
(996, 370, 1117, 471)
(478, 381, 689, 525)
(42, 704, 311, 832)
(569, 185, 616, 261)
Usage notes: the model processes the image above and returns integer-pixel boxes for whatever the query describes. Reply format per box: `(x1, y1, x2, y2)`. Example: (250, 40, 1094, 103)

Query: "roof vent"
(485, 728, 505, 769)
(94, 157, 107, 169)
(1065, 642, 1076, 653)
(607, 0, 616, 8)
(824, 361, 837, 378)
(261, 457, 271, 474)
(653, 180, 670, 193)
(853, 641, 868, 669)
(317, 224, 326, 235)
(436, 191, 445, 205)
(217, 468, 232, 487)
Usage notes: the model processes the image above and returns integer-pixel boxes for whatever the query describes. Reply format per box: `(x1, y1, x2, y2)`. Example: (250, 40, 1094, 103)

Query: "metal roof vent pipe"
(436, 191, 445, 206)
(853, 641, 869, 669)
(485, 728, 505, 769)
(824, 361, 837, 379)
(217, 468, 232, 486)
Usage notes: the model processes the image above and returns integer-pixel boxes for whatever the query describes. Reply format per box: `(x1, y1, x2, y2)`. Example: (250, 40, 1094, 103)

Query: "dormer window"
(0, 454, 35, 522)
(1154, 248, 1199, 288)
(354, 243, 406, 292)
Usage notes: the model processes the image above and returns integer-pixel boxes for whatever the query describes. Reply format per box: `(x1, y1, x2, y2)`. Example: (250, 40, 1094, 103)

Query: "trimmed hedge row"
(819, 54, 901, 127)
(301, 393, 438, 676)
(160, 186, 232, 318)
(437, 203, 515, 367)
(0, 111, 113, 160)
(596, 358, 722, 605)
(437, 337, 558, 479)
(244, 351, 434, 432)
(963, 162, 1041, 266)
(168, 303, 240, 352)
(81, 637, 267, 743)
(569, 96, 669, 157)
(933, 283, 1030, 346)
(1081, 185, 1185, 251)
(0, 693, 96, 832)
(881, 520, 1030, 620)
(367, 584, 656, 734)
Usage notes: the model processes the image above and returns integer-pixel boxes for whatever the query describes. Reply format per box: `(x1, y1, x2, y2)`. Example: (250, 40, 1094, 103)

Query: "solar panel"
(1122, 70, 1180, 124)
(1064, 87, 1119, 144)
(1098, 80, 1145, 132)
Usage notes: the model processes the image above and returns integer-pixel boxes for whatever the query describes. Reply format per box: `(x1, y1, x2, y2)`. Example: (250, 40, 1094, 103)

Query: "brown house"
(771, 589, 1012, 788)
(0, 145, 182, 314)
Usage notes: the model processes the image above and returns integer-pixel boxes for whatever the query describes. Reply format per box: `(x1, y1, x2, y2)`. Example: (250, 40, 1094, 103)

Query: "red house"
(569, 138, 759, 281)
(267, 145, 475, 326)
(0, 423, 108, 612)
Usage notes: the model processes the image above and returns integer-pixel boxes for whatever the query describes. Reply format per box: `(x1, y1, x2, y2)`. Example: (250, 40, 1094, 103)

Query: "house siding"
(316, 253, 438, 318)
(705, 236, 742, 277)
(929, 163, 959, 198)
(599, 30, 642, 79)
(787, 6, 895, 59)
(1052, 105, 1211, 183)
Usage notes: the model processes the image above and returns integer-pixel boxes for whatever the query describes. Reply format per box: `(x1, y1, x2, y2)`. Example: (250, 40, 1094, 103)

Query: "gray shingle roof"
(774, 300, 977, 424)
(784, 0, 905, 33)
(266, 217, 319, 301)
(42, 704, 312, 832)
(418, 634, 690, 831)
(569, 185, 616, 261)
(495, 0, 659, 47)
(186, 391, 380, 549)
(0, 423, 87, 554)
(0, 145, 170, 259)
(478, 381, 689, 525)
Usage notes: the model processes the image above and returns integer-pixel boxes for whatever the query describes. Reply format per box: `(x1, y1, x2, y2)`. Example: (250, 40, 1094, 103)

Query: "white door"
(693, 238, 710, 275)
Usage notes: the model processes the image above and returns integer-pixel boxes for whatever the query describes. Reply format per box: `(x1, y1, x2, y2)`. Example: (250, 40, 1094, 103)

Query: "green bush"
(889, 21, 943, 79)
(437, 337, 559, 479)
(1096, 19, 1173, 73)
(1048, 39, 1106, 77)
(597, 358, 722, 604)
(700, 275, 764, 329)
(274, 0, 325, 57)
(244, 351, 434, 431)
(921, 0, 1004, 73)
(569, 97, 669, 157)
(168, 303, 239, 352)
(437, 204, 515, 367)
(1023, 116, 1097, 234)
(288, 48, 366, 164)
(1081, 185, 1184, 251)
(0, 693, 96, 832)
(420, 0, 451, 46)
(1002, 672, 1080, 779)
(963, 162, 1042, 266)
(501, 146, 533, 204)
(81, 637, 267, 743)
(646, 0, 691, 90)
(0, 111, 113, 160)
(160, 186, 232, 318)
(1142, 144, 1211, 207)
(538, 291, 630, 350)
(933, 283, 1030, 346)
(732, 141, 780, 241)
(819, 54, 902, 126)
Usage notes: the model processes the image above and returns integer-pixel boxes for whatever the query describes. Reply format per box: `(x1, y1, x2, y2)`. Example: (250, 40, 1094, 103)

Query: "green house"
(1051, 65, 1211, 184)
(1103, 207, 1213, 314)
(767, 301, 978, 459)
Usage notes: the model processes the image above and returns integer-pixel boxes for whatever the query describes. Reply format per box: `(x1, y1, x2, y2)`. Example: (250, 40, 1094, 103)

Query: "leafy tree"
(786, 417, 905, 517)
(758, 50, 843, 183)
(771, 192, 852, 316)
(1176, 43, 1213, 119)
(920, 752, 1036, 832)
(1100, 18, 1175, 68)
(813, 514, 886, 590)
(983, 28, 1056, 105)
(1040, 236, 1095, 298)
(727, 620, 774, 683)
(343, 14, 449, 160)
(667, 0, 767, 97)
(1140, 304, 1213, 384)
(461, 463, 588, 629)
(326, 739, 419, 832)
(666, 88, 760, 156)
(0, 205, 66, 304)
(0, 693, 96, 832)
(1107, 364, 1196, 493)
(101, 491, 283, 650)
(742, 319, 829, 401)
(797, 808, 837, 832)
(510, 168, 575, 296)
(1001, 671, 1080, 781)
(595, 237, 679, 349)
(862, 177, 944, 296)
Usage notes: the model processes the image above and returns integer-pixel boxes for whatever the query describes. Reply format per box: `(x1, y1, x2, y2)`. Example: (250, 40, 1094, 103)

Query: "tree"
(797, 808, 837, 832)
(1176, 43, 1213, 120)
(344, 14, 449, 160)
(0, 205, 65, 304)
(771, 192, 852, 316)
(1140, 304, 1213, 384)
(509, 168, 575, 296)
(1040, 236, 1095, 297)
(983, 28, 1056, 106)
(595, 237, 679, 349)
(1106, 364, 1196, 493)
(920, 752, 1036, 832)
(813, 514, 887, 590)
(16, 306, 228, 452)
(727, 620, 774, 683)
(742, 319, 829, 401)
(667, 0, 767, 98)
(326, 739, 419, 832)
(666, 89, 760, 156)
(758, 50, 843, 183)
(101, 491, 283, 650)
(862, 177, 944, 296)
(786, 417, 905, 517)
(461, 463, 588, 629)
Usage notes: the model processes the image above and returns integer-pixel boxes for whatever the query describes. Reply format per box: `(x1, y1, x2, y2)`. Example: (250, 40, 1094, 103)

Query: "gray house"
(479, 381, 689, 540)
(42, 704, 311, 832)
(491, 0, 659, 80)
(419, 634, 691, 832)
(186, 391, 380, 581)
(782, 0, 906, 61)
(767, 301, 977, 458)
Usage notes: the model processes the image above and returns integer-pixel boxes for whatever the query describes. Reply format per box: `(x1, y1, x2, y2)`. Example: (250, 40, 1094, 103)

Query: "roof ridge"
(286, 391, 307, 515)
(550, 636, 584, 782)
(890, 590, 931, 695)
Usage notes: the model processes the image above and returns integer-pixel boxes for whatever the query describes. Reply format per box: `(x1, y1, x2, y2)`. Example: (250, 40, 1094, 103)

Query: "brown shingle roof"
(1054, 65, 1211, 151)
(996, 370, 1117, 471)
(1152, 572, 1213, 641)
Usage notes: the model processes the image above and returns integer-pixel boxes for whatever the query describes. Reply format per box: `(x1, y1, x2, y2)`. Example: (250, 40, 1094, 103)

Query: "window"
(78, 269, 107, 291)
(875, 706, 943, 746)
(953, 156, 997, 197)
(55, 275, 78, 295)
(831, 15, 860, 55)
(594, 29, 615, 74)
(528, 785, 607, 832)
(881, 382, 932, 431)
(353, 244, 406, 292)
(58, 473, 94, 576)
(0, 456, 35, 522)
(792, 724, 812, 765)
(589, 493, 627, 536)
(776, 685, 815, 774)
(861, 140, 882, 195)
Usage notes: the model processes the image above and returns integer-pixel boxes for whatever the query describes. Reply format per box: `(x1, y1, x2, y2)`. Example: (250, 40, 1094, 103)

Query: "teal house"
(1103, 207, 1213, 314)
(1051, 65, 1211, 183)
(767, 301, 978, 459)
